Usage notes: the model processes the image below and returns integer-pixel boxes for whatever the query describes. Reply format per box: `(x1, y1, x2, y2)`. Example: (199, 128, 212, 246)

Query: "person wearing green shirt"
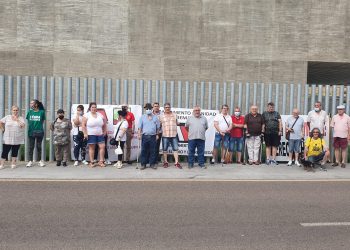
(26, 99, 46, 167)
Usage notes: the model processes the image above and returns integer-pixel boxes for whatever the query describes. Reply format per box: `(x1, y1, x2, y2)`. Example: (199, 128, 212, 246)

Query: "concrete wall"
(0, 0, 349, 83)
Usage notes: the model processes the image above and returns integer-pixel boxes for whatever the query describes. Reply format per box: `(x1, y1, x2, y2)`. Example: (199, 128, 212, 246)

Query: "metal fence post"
(75, 77, 80, 104)
(170, 81, 175, 107)
(230, 82, 235, 111)
(200, 81, 205, 109)
(91, 78, 96, 103)
(289, 83, 294, 114)
(124, 79, 128, 104)
(83, 78, 88, 104)
(208, 81, 212, 110)
(178, 81, 182, 108)
(215, 82, 220, 110)
(132, 79, 136, 105)
(99, 78, 105, 105)
(185, 81, 190, 109)
(24, 76, 30, 161)
(67, 77, 72, 118)
(147, 80, 152, 103)
(155, 80, 160, 103)
(245, 82, 250, 114)
(275, 83, 279, 112)
(7, 75, 13, 113)
(49, 77, 55, 162)
(115, 79, 120, 104)
(193, 81, 198, 107)
(140, 80, 144, 106)
(42, 77, 47, 161)
(107, 79, 112, 105)
(58, 77, 64, 109)
(162, 80, 167, 105)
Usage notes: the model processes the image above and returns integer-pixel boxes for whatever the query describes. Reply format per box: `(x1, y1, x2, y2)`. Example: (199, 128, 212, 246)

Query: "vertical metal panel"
(289, 83, 294, 114)
(193, 81, 198, 107)
(223, 82, 227, 105)
(33, 76, 39, 99)
(208, 81, 212, 110)
(170, 81, 175, 107)
(140, 80, 144, 106)
(332, 85, 337, 115)
(268, 83, 272, 102)
(215, 82, 220, 110)
(275, 83, 279, 112)
(155, 80, 160, 103)
(49, 77, 55, 162)
(16, 76, 22, 116)
(0, 75, 5, 154)
(245, 82, 250, 114)
(238, 82, 242, 109)
(115, 79, 120, 104)
(7, 75, 13, 113)
(91, 78, 96, 103)
(178, 81, 182, 108)
(325, 85, 330, 114)
(185, 81, 190, 109)
(162, 80, 167, 105)
(41, 77, 47, 161)
(132, 80, 136, 105)
(147, 80, 152, 103)
(230, 82, 235, 111)
(67, 77, 72, 117)
(282, 83, 287, 115)
(123, 79, 128, 104)
(297, 84, 301, 111)
(339, 85, 344, 105)
(107, 79, 112, 105)
(99, 78, 105, 105)
(260, 83, 265, 113)
(346, 86, 350, 114)
(24, 76, 30, 161)
(304, 84, 309, 115)
(253, 82, 257, 106)
(75, 78, 80, 104)
(311, 84, 316, 107)
(200, 81, 205, 109)
(83, 78, 88, 104)
(318, 84, 323, 103)
(58, 77, 64, 108)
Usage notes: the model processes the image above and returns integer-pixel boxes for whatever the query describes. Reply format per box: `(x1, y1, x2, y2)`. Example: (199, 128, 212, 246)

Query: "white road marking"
(1, 179, 350, 182)
(301, 222, 350, 227)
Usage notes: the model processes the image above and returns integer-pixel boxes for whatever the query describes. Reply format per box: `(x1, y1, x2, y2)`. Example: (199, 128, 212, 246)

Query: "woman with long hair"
(113, 110, 128, 169)
(82, 102, 107, 167)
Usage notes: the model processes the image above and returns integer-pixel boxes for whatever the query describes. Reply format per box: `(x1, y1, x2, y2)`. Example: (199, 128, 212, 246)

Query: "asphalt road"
(0, 181, 349, 250)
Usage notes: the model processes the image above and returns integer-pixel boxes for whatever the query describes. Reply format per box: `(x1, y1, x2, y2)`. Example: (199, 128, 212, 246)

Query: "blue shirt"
(139, 114, 160, 135)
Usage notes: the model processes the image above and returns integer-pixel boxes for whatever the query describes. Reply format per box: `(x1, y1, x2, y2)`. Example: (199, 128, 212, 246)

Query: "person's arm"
(214, 121, 223, 135)
(205, 117, 208, 130)
(50, 122, 54, 131)
(82, 117, 88, 139)
(138, 117, 143, 140)
(73, 113, 81, 126)
(68, 120, 72, 131)
(102, 119, 107, 136)
(278, 119, 283, 136)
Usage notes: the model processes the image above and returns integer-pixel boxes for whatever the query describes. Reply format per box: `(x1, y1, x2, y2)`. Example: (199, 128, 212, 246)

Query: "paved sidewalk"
(0, 161, 349, 180)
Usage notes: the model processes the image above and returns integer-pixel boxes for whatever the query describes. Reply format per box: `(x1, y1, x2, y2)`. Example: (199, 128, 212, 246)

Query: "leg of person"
(149, 135, 157, 169)
(197, 139, 206, 168)
(212, 133, 222, 164)
(62, 144, 70, 166)
(246, 136, 254, 164)
(81, 139, 87, 164)
(0, 144, 12, 169)
(227, 138, 234, 164)
(88, 144, 96, 167)
(10, 145, 20, 168)
(341, 147, 347, 168)
(115, 141, 125, 168)
(73, 136, 81, 161)
(171, 137, 182, 169)
(236, 137, 243, 163)
(221, 134, 230, 164)
(104, 136, 111, 165)
(155, 133, 162, 163)
(162, 137, 169, 168)
(287, 139, 294, 166)
(187, 139, 195, 168)
(140, 135, 150, 170)
(334, 147, 340, 165)
(265, 144, 271, 164)
(94, 143, 99, 162)
(55, 145, 63, 166)
(125, 128, 132, 163)
(293, 140, 302, 167)
(36, 136, 45, 166)
(98, 141, 106, 167)
(28, 136, 36, 164)
(253, 136, 261, 164)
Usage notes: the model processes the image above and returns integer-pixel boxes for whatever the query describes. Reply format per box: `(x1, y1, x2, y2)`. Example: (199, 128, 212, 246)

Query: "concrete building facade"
(0, 0, 349, 83)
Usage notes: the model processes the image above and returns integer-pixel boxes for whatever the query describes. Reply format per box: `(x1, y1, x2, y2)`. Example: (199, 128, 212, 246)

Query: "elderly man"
(152, 102, 163, 163)
(262, 102, 282, 165)
(331, 105, 350, 168)
(244, 105, 264, 165)
(307, 101, 327, 135)
(138, 103, 160, 170)
(285, 108, 304, 166)
(185, 106, 208, 169)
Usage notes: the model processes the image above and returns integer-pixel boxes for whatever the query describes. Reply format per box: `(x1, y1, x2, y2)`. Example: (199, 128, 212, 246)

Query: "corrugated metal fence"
(0, 75, 349, 162)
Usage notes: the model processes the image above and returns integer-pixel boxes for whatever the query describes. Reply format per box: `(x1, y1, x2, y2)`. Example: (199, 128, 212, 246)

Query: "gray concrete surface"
(0, 161, 349, 180)
(1, 0, 350, 82)
(0, 181, 349, 249)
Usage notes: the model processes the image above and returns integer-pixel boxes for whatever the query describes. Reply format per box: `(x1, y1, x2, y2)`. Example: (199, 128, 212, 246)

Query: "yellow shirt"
(305, 137, 326, 157)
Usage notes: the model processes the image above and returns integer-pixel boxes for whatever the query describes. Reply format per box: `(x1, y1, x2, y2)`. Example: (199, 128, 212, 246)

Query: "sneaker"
(62, 162, 67, 167)
(82, 160, 89, 165)
(270, 159, 278, 165)
(341, 163, 346, 168)
(26, 161, 33, 168)
(287, 160, 292, 166)
(74, 161, 79, 166)
(199, 164, 207, 169)
(175, 162, 182, 169)
(188, 164, 194, 169)
(295, 160, 301, 167)
(39, 161, 45, 167)
(116, 161, 123, 169)
(127, 161, 133, 165)
(266, 159, 270, 165)
(140, 165, 146, 170)
(0, 165, 4, 170)
(332, 162, 339, 167)
(11, 164, 16, 169)
(150, 164, 157, 169)
(210, 159, 215, 165)
(56, 161, 61, 167)
(105, 159, 112, 165)
(163, 162, 169, 168)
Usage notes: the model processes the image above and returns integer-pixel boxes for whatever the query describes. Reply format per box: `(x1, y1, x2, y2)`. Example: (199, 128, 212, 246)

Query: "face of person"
(77, 108, 83, 115)
(193, 107, 201, 117)
(153, 104, 160, 112)
(251, 106, 258, 114)
(234, 108, 240, 116)
(292, 109, 299, 117)
(338, 109, 345, 115)
(267, 105, 274, 112)
(30, 100, 36, 109)
(312, 130, 320, 138)
(90, 105, 97, 113)
(122, 106, 128, 112)
(58, 112, 64, 119)
(221, 106, 228, 115)
(314, 103, 322, 112)
(12, 107, 19, 116)
(164, 105, 171, 113)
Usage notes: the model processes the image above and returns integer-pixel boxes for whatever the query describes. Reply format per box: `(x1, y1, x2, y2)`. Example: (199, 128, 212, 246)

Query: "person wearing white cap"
(330, 105, 350, 168)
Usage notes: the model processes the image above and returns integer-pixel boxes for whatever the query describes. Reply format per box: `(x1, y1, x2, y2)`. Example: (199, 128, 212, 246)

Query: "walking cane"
(259, 134, 264, 164)
(136, 137, 140, 169)
(242, 133, 247, 165)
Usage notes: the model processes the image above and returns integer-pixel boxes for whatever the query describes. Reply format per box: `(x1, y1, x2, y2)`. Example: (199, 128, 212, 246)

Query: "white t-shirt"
(307, 110, 327, 133)
(114, 120, 128, 142)
(214, 113, 232, 133)
(71, 115, 83, 136)
(84, 112, 104, 136)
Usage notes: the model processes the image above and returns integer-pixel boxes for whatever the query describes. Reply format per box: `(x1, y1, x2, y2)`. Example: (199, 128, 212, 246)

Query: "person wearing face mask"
(50, 109, 72, 167)
(307, 101, 327, 136)
(138, 103, 160, 170)
(72, 105, 88, 166)
(227, 107, 245, 164)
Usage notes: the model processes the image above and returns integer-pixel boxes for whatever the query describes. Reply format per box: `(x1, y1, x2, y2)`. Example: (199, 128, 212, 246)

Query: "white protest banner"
(71, 104, 142, 161)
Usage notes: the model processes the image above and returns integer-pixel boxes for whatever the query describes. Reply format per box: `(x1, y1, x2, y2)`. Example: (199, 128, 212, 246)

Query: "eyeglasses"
(313, 132, 320, 134)
(194, 109, 200, 111)
(165, 107, 171, 108)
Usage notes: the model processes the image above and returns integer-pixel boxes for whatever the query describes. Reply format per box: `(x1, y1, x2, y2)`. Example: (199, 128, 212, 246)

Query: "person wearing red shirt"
(227, 107, 245, 164)
(122, 104, 135, 164)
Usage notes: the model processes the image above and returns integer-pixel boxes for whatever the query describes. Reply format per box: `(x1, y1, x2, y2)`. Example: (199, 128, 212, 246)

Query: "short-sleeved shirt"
(71, 115, 83, 136)
(230, 116, 245, 138)
(286, 116, 304, 140)
(84, 112, 104, 136)
(0, 115, 25, 145)
(331, 114, 350, 138)
(307, 110, 327, 133)
(305, 137, 327, 157)
(125, 111, 135, 129)
(139, 114, 160, 135)
(153, 110, 163, 133)
(114, 120, 129, 141)
(159, 112, 178, 137)
(185, 115, 208, 140)
(26, 109, 46, 136)
(50, 118, 72, 145)
(244, 113, 263, 136)
(213, 113, 232, 133)
(262, 111, 281, 134)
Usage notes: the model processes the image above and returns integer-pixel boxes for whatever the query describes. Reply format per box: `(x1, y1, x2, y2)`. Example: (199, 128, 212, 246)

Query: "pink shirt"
(331, 114, 350, 138)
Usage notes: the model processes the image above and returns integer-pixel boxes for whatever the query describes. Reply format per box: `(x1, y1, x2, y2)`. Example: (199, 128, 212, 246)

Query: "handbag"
(286, 116, 299, 141)
(76, 126, 85, 141)
(110, 121, 123, 146)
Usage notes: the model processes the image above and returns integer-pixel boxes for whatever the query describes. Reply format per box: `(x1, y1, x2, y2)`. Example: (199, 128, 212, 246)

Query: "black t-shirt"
(262, 111, 281, 134)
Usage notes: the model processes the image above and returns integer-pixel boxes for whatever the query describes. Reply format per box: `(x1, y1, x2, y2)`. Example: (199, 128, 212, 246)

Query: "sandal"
(98, 161, 106, 168)
(89, 162, 95, 168)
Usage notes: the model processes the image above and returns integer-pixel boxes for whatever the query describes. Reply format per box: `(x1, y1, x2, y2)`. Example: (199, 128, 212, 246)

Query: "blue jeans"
(141, 135, 157, 165)
(229, 137, 244, 152)
(214, 133, 230, 149)
(73, 135, 87, 161)
(188, 139, 205, 166)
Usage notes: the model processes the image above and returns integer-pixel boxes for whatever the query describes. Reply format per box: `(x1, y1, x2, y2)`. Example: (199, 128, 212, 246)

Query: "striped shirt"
(159, 112, 178, 137)
(0, 115, 25, 145)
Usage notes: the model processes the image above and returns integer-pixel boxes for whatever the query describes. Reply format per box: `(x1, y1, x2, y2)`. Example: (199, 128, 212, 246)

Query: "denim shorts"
(214, 133, 230, 149)
(87, 135, 105, 145)
(229, 137, 244, 152)
(162, 137, 179, 151)
(308, 152, 325, 163)
(288, 139, 301, 153)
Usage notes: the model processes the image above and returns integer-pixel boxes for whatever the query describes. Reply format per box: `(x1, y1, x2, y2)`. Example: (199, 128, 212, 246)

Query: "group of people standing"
(0, 99, 349, 170)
